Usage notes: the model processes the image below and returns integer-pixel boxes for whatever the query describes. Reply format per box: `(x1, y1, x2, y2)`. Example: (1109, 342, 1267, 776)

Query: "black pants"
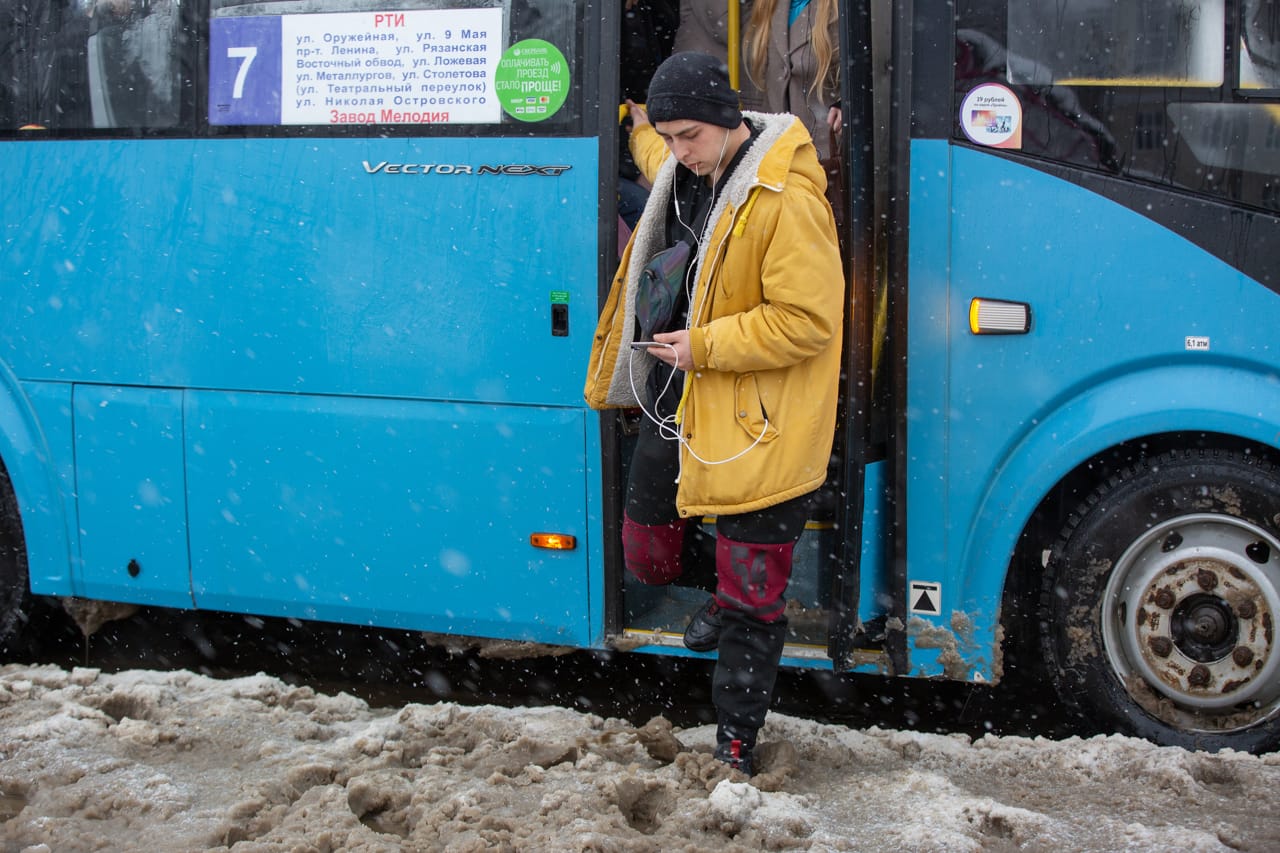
(623, 364, 810, 746)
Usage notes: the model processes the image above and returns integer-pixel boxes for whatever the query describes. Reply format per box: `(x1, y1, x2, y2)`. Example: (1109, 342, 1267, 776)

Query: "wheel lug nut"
(1237, 600, 1257, 620)
(1196, 569, 1219, 591)
(1148, 636, 1173, 658)
(1153, 588, 1175, 609)
(1233, 646, 1255, 667)
(1188, 664, 1212, 687)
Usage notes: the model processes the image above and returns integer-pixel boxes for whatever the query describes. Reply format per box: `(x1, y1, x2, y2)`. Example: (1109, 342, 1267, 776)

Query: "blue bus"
(1, 0, 1277, 752)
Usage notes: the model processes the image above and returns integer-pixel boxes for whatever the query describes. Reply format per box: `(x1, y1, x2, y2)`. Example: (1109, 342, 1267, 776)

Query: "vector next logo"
(362, 161, 571, 176)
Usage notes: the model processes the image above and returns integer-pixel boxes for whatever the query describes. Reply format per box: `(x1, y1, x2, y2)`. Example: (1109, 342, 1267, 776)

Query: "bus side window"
(86, 0, 190, 129)
(0, 0, 93, 130)
(0, 5, 22, 127)
(0, 0, 190, 132)
(508, 0, 574, 47)
(503, 0, 579, 125)
(1241, 0, 1280, 89)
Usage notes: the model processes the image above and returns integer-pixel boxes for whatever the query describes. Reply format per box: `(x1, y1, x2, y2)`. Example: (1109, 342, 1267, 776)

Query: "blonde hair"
(745, 0, 839, 99)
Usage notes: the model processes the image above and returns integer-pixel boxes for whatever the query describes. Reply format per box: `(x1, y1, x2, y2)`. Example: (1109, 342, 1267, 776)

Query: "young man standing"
(584, 52, 844, 775)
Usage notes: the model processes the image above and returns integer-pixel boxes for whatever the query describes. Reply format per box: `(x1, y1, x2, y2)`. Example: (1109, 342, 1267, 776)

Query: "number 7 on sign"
(228, 46, 258, 99)
(209, 16, 282, 125)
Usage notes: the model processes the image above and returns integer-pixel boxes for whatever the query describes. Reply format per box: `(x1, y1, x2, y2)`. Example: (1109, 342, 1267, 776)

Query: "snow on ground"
(1, 664, 1279, 852)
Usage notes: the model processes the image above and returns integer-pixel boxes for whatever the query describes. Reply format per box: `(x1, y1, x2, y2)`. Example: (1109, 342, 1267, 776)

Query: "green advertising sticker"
(495, 39, 569, 122)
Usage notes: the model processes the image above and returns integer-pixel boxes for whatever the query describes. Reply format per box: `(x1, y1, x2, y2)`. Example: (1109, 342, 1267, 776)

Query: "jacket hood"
(669, 111, 826, 217)
(646, 112, 823, 293)
(736, 110, 827, 200)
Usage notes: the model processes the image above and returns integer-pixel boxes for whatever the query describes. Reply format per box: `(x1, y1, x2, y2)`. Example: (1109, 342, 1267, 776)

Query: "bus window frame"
(0, 0, 593, 140)
(1235, 0, 1280, 97)
(200, 0, 588, 138)
(0, 0, 200, 138)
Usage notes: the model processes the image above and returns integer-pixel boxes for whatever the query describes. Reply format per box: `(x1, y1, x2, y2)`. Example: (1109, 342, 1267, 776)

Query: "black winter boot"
(683, 597, 722, 651)
(713, 736, 754, 776)
(711, 608, 787, 776)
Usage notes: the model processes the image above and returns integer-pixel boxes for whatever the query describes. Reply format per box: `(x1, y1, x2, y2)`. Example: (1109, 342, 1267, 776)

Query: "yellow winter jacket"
(584, 112, 845, 518)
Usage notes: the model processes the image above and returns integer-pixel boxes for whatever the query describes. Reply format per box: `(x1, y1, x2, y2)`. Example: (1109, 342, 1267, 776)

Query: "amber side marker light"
(969, 297, 1032, 335)
(530, 533, 577, 550)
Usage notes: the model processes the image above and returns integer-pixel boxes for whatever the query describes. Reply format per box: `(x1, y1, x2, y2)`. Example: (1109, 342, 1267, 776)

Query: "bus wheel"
(1041, 446, 1280, 753)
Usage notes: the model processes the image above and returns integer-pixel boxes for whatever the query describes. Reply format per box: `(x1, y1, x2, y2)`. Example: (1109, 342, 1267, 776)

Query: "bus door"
(609, 0, 888, 672)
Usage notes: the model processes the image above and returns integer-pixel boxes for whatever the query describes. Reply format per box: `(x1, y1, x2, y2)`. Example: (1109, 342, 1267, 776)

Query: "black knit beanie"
(646, 52, 743, 128)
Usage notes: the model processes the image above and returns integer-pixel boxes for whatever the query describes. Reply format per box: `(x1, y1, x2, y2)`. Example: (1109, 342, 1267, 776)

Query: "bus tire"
(1041, 445, 1280, 753)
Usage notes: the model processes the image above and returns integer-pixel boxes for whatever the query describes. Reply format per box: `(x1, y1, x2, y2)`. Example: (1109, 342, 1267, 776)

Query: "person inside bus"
(672, 0, 765, 111)
(618, 0, 678, 234)
(743, 0, 841, 160)
(584, 52, 843, 777)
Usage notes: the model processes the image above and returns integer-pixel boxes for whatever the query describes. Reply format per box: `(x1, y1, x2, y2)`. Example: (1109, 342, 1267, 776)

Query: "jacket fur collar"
(627, 111, 797, 296)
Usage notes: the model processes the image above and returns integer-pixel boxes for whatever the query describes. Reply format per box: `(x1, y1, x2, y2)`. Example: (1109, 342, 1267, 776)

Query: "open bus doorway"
(603, 0, 881, 670)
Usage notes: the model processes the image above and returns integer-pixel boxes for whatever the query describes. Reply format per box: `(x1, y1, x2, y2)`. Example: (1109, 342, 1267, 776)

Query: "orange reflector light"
(969, 297, 1032, 335)
(530, 532, 577, 551)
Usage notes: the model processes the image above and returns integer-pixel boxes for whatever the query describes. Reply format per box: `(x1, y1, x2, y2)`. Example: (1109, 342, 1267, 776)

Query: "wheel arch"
(953, 362, 1280, 681)
(0, 363, 75, 596)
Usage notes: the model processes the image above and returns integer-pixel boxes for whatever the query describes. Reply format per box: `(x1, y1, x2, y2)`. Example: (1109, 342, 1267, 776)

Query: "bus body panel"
(856, 458, 889, 624)
(0, 373, 74, 595)
(1, 130, 601, 642)
(902, 140, 956, 677)
(185, 389, 593, 646)
(0, 137, 597, 405)
(582, 410, 605, 646)
(73, 384, 193, 608)
(906, 140, 1280, 678)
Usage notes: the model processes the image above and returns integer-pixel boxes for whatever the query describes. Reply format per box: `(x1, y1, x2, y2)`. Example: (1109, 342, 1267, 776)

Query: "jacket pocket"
(733, 373, 780, 444)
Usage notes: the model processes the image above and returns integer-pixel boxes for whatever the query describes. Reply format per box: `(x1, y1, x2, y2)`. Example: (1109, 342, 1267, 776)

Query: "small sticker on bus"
(495, 39, 570, 123)
(909, 581, 941, 615)
(959, 83, 1023, 149)
(1185, 336, 1210, 351)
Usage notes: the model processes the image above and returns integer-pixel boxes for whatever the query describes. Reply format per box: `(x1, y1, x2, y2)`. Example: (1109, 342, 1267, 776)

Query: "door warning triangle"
(909, 581, 941, 616)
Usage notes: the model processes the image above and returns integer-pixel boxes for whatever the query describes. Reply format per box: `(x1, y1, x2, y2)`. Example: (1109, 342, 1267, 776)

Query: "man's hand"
(625, 99, 650, 131)
(650, 330, 691, 371)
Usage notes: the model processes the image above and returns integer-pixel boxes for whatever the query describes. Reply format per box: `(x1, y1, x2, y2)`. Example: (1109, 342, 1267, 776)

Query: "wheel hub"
(1170, 592, 1238, 663)
(1104, 515, 1280, 720)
